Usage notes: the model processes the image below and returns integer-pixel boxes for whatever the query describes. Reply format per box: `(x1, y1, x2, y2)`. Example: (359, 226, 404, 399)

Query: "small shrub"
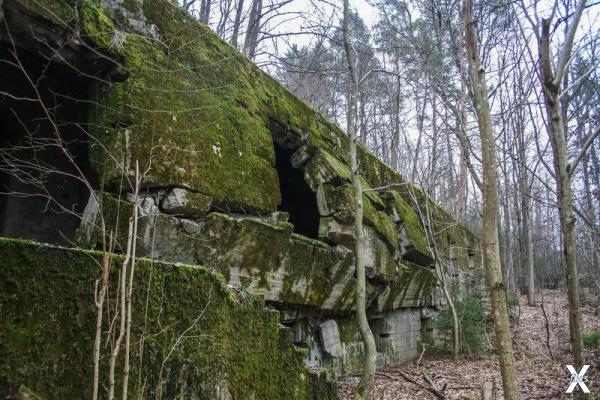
(434, 295, 486, 355)
(507, 294, 519, 306)
(460, 296, 486, 353)
(582, 331, 600, 348)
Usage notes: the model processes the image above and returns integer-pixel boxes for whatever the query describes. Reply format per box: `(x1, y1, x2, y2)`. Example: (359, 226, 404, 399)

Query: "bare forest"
(0, 0, 599, 398)
(171, 0, 600, 396)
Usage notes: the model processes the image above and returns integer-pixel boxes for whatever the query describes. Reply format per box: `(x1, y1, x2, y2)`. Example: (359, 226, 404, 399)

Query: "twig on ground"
(540, 300, 554, 360)
(416, 347, 426, 369)
(377, 371, 448, 400)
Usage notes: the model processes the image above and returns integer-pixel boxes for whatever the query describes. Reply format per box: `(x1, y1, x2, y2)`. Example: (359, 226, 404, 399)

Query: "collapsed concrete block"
(381, 190, 433, 265)
(303, 150, 351, 191)
(319, 217, 354, 245)
(319, 320, 343, 358)
(316, 184, 398, 251)
(290, 145, 314, 168)
(321, 246, 355, 310)
(161, 188, 212, 216)
(362, 225, 398, 282)
(378, 262, 439, 309)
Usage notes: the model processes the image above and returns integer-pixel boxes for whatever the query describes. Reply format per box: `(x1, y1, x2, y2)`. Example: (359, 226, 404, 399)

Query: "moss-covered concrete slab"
(380, 262, 439, 309)
(160, 188, 213, 216)
(0, 237, 336, 399)
(316, 184, 398, 252)
(381, 190, 433, 265)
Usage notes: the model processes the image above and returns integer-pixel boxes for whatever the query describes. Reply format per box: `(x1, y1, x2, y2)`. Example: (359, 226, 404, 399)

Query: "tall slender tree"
(343, 1, 377, 398)
(536, 0, 588, 369)
(463, 0, 521, 397)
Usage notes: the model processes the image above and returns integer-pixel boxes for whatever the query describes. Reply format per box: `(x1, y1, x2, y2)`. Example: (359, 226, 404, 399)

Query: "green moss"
(0, 237, 336, 399)
(319, 184, 396, 252)
(193, 213, 337, 307)
(332, 319, 363, 374)
(16, 0, 76, 26)
(383, 263, 437, 309)
(81, 0, 281, 212)
(195, 213, 292, 289)
(381, 190, 431, 263)
(77, 0, 355, 213)
(24, 0, 476, 262)
(303, 151, 352, 190)
(362, 197, 398, 252)
(279, 234, 336, 305)
(356, 144, 401, 189)
(583, 330, 600, 348)
(80, 0, 117, 49)
(76, 0, 418, 215)
(122, 0, 142, 13)
(396, 183, 481, 266)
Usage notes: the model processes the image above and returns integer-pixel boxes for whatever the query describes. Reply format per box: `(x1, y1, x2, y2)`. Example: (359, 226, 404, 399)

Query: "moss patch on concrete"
(0, 238, 336, 399)
(193, 213, 337, 306)
(75, 0, 354, 213)
(396, 183, 480, 265)
(383, 262, 437, 309)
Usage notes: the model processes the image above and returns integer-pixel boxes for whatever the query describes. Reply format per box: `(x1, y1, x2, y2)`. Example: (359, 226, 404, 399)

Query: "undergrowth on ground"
(582, 330, 600, 348)
(433, 295, 486, 355)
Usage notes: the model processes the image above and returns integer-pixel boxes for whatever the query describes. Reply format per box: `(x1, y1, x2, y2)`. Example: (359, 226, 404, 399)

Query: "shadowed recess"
(273, 142, 320, 239)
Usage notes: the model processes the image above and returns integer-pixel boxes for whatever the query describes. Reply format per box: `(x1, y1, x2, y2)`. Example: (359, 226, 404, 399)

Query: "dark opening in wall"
(273, 143, 320, 239)
(0, 45, 98, 245)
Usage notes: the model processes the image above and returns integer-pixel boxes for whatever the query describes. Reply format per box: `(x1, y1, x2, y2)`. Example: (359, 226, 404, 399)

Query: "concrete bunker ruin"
(0, 0, 486, 397)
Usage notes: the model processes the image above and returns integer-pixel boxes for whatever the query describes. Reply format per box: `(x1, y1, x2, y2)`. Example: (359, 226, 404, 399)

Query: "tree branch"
(569, 125, 600, 176)
(552, 0, 587, 87)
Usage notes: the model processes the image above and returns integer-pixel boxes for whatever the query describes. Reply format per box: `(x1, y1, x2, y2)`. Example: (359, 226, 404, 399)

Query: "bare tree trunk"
(230, 0, 245, 48)
(538, 1, 586, 368)
(343, 1, 376, 398)
(411, 95, 425, 182)
(429, 95, 439, 195)
(463, 0, 521, 398)
(522, 193, 535, 305)
(108, 191, 138, 400)
(391, 75, 401, 171)
(242, 0, 262, 59)
(217, 0, 233, 37)
(93, 232, 114, 400)
(199, 0, 211, 24)
(515, 108, 535, 305)
(122, 162, 140, 400)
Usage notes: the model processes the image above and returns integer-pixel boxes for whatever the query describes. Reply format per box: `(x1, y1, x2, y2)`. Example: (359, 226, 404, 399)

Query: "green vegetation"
(381, 190, 432, 262)
(0, 238, 335, 399)
(582, 330, 600, 348)
(434, 295, 486, 355)
(77, 0, 462, 232)
(507, 294, 519, 306)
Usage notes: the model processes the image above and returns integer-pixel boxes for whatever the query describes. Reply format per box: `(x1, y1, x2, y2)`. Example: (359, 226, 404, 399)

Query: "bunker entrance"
(0, 45, 98, 245)
(273, 143, 320, 239)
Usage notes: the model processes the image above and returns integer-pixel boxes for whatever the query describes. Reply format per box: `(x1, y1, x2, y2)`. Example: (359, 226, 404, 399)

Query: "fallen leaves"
(338, 291, 599, 399)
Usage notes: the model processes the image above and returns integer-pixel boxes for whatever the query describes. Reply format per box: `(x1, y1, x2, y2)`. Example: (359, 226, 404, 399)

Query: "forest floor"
(337, 291, 600, 399)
